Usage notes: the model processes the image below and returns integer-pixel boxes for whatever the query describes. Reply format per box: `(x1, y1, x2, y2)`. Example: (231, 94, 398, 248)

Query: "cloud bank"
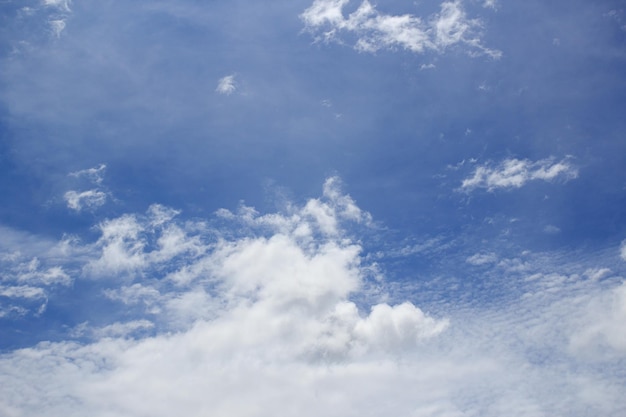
(301, 0, 501, 57)
(1, 177, 625, 416)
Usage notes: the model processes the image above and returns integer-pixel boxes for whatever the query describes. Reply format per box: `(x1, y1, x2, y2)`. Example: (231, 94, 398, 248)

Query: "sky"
(1, 0, 626, 416)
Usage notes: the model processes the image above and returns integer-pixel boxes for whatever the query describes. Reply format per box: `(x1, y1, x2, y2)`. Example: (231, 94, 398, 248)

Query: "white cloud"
(65, 164, 109, 212)
(93, 320, 154, 339)
(301, 0, 501, 57)
(585, 268, 612, 281)
(42, 0, 72, 38)
(216, 75, 237, 95)
(64, 190, 108, 212)
(621, 240, 626, 261)
(44, 0, 72, 13)
(543, 224, 561, 234)
(0, 253, 72, 317)
(0, 285, 46, 299)
(0, 178, 625, 416)
(86, 214, 148, 276)
(570, 282, 626, 355)
(103, 283, 161, 306)
(466, 252, 497, 265)
(69, 164, 106, 184)
(460, 157, 578, 192)
(49, 19, 66, 38)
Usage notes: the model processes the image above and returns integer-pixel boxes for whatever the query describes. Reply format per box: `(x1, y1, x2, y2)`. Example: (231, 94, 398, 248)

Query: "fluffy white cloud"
(621, 240, 626, 261)
(460, 157, 578, 192)
(301, 0, 501, 57)
(570, 282, 626, 355)
(216, 75, 237, 95)
(0, 178, 625, 416)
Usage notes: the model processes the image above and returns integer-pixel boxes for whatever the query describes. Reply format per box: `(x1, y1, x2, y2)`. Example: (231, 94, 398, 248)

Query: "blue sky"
(1, 0, 626, 415)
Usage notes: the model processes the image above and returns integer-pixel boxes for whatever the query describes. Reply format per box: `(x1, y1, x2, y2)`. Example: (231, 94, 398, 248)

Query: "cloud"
(64, 190, 108, 212)
(216, 75, 237, 95)
(466, 252, 498, 265)
(0, 252, 72, 317)
(44, 0, 72, 13)
(49, 19, 66, 38)
(543, 225, 561, 234)
(460, 157, 578, 192)
(621, 240, 626, 261)
(0, 285, 46, 299)
(0, 178, 625, 416)
(570, 282, 626, 355)
(69, 164, 106, 185)
(42, 0, 72, 38)
(301, 0, 501, 57)
(72, 320, 155, 339)
(65, 164, 109, 212)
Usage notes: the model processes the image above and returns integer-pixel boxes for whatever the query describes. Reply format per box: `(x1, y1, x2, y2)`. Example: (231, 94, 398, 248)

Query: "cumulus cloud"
(0, 178, 625, 416)
(301, 0, 501, 57)
(216, 74, 237, 95)
(460, 157, 578, 192)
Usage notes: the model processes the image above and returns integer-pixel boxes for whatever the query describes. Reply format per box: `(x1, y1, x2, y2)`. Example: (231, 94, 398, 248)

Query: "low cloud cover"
(1, 178, 625, 416)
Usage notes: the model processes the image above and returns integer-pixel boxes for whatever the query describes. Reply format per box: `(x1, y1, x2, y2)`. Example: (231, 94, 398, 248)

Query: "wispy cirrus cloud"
(216, 74, 237, 95)
(301, 0, 501, 57)
(64, 164, 110, 212)
(43, 0, 72, 38)
(0, 255, 72, 318)
(460, 157, 578, 192)
(43, 0, 72, 13)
